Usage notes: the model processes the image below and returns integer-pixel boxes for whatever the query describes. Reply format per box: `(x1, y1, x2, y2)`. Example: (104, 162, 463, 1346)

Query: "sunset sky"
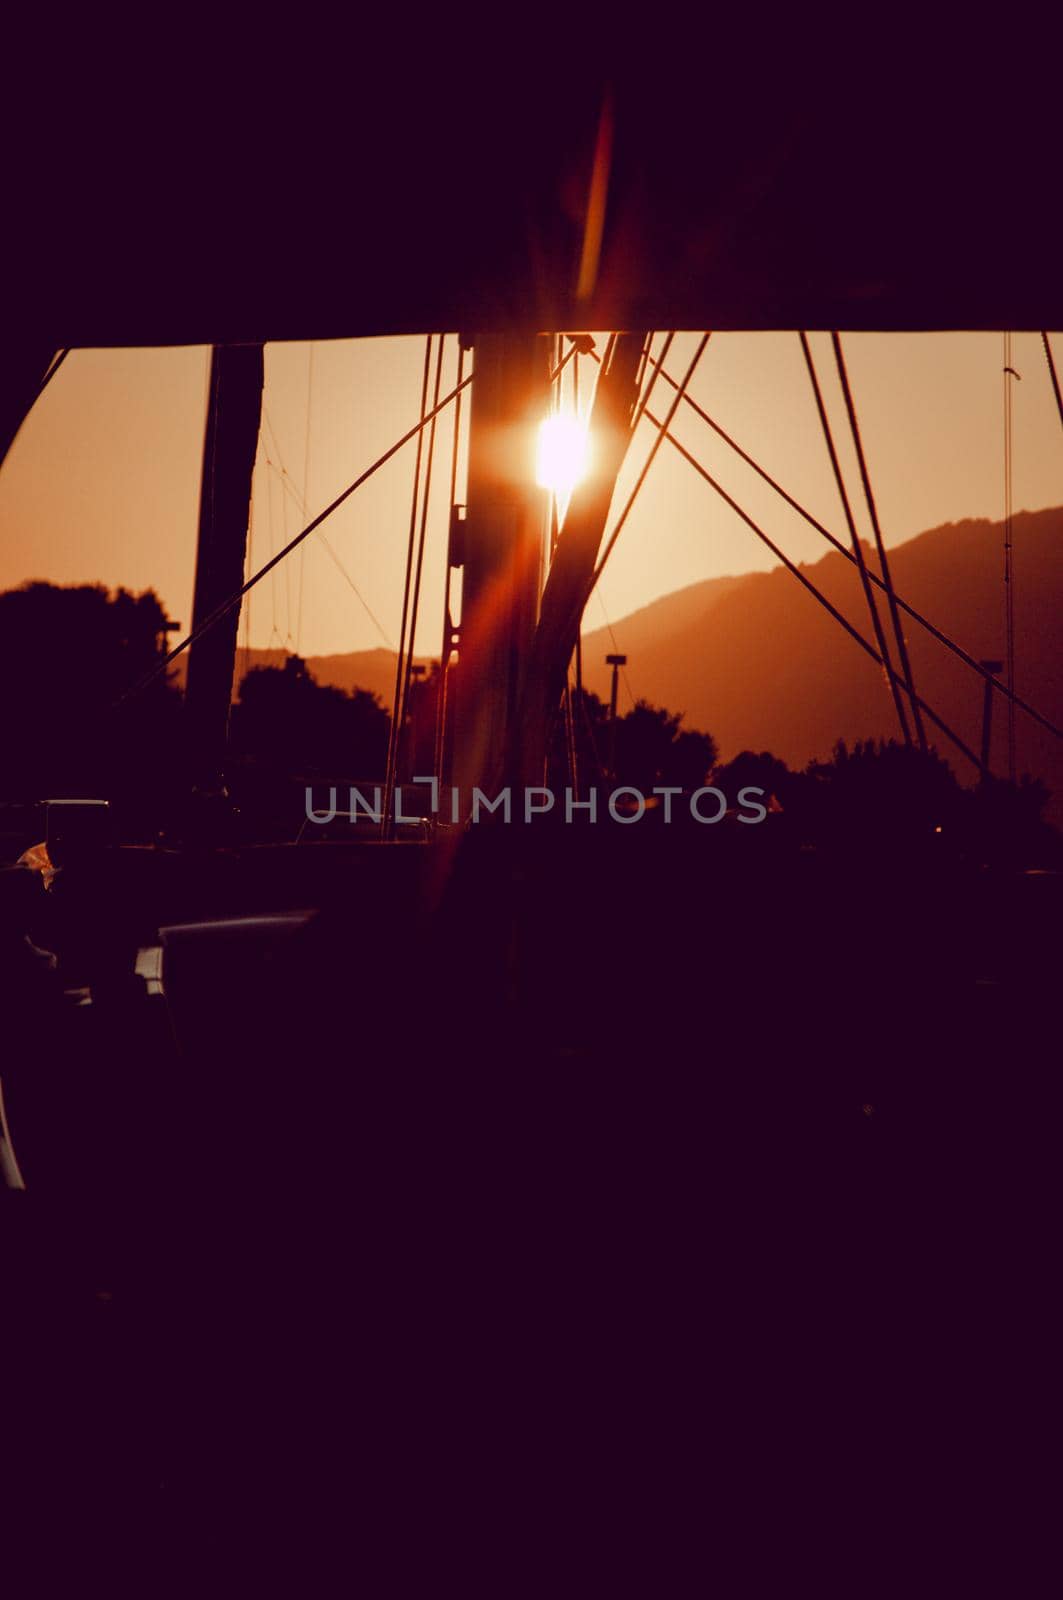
(1, 332, 1060, 691)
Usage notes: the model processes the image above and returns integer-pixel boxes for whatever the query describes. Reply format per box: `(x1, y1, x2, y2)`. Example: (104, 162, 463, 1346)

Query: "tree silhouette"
(712, 750, 796, 810)
(0, 581, 183, 827)
(401, 660, 445, 781)
(959, 772, 1058, 869)
(231, 656, 391, 779)
(3, 583, 1054, 864)
(615, 700, 717, 791)
(546, 688, 604, 790)
(550, 691, 717, 792)
(781, 738, 1055, 865)
(801, 738, 962, 849)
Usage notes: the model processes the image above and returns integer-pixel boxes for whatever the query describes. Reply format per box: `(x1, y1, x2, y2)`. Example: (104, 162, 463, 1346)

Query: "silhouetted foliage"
(549, 690, 717, 792)
(401, 660, 445, 781)
(553, 688, 607, 788)
(615, 701, 718, 792)
(713, 750, 797, 809)
(790, 739, 1059, 866)
(703, 740, 1059, 865)
(804, 739, 962, 845)
(959, 772, 1059, 869)
(231, 656, 390, 778)
(2, 582, 1055, 864)
(0, 581, 183, 829)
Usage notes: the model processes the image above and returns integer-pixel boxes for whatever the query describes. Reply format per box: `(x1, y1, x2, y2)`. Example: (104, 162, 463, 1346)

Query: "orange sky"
(1, 334, 1060, 689)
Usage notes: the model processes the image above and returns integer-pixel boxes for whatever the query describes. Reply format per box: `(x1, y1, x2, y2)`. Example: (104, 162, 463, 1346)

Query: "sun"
(535, 412, 589, 496)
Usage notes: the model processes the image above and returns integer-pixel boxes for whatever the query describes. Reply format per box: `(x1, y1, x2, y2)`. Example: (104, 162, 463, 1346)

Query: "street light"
(606, 653, 627, 780)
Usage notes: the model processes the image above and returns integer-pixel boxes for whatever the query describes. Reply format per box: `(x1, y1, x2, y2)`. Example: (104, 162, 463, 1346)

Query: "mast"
(447, 332, 647, 801)
(184, 343, 264, 797)
(447, 332, 552, 801)
(515, 333, 646, 788)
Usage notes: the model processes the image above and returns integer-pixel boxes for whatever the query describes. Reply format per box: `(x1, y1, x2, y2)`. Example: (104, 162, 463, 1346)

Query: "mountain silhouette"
(581, 506, 1062, 817)
(185, 507, 1062, 817)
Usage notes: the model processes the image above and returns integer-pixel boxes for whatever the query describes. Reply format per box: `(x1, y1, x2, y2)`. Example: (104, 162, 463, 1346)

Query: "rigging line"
(435, 341, 466, 784)
(634, 333, 653, 396)
(317, 527, 395, 649)
(263, 438, 281, 644)
(398, 334, 446, 772)
(629, 333, 675, 435)
(564, 675, 578, 795)
(263, 412, 295, 641)
(800, 333, 912, 747)
(297, 341, 314, 651)
(549, 341, 578, 385)
(383, 335, 434, 836)
(574, 332, 618, 443)
(114, 367, 475, 709)
(583, 336, 706, 708)
(591, 333, 710, 589)
(832, 331, 927, 753)
(1004, 333, 1017, 782)
(260, 439, 282, 643)
(544, 336, 578, 555)
(548, 337, 564, 578)
(259, 451, 394, 648)
(261, 418, 313, 526)
(645, 355, 1063, 743)
(260, 413, 287, 645)
(261, 412, 299, 647)
(577, 680, 606, 781)
(1042, 332, 1063, 436)
(549, 482, 561, 561)
(264, 456, 307, 517)
(650, 412, 987, 776)
(262, 405, 290, 475)
(581, 333, 617, 404)
(280, 425, 293, 642)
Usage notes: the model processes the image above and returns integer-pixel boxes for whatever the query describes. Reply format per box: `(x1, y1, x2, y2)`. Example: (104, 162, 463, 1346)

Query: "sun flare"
(535, 413, 589, 496)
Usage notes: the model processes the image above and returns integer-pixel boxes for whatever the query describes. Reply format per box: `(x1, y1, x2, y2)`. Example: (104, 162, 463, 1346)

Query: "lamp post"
(606, 653, 626, 781)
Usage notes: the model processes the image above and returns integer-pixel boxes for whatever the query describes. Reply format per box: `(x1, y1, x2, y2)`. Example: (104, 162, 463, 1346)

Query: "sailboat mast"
(446, 331, 646, 800)
(447, 332, 552, 800)
(185, 343, 264, 797)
